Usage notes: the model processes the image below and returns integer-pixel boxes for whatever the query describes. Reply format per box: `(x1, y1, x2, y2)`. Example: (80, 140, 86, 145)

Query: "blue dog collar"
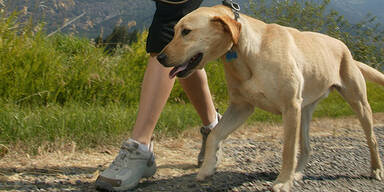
(225, 49, 238, 62)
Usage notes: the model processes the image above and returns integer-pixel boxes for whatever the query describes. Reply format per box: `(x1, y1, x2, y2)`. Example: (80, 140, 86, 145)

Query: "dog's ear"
(211, 15, 241, 45)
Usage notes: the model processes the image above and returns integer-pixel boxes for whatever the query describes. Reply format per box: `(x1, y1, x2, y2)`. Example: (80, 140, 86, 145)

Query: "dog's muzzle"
(157, 53, 172, 67)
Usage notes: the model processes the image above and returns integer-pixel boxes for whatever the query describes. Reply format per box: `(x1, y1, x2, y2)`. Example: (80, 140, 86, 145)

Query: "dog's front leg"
(196, 102, 254, 181)
(273, 102, 301, 192)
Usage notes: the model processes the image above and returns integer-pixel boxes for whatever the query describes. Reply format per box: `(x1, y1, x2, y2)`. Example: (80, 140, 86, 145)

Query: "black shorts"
(146, 0, 203, 53)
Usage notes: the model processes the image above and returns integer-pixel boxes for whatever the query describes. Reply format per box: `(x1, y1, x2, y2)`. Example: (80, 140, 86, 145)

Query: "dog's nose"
(157, 53, 168, 66)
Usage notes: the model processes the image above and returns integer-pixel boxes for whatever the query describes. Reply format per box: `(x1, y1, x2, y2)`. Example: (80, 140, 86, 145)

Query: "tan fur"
(159, 5, 384, 192)
(356, 61, 384, 85)
(212, 15, 242, 45)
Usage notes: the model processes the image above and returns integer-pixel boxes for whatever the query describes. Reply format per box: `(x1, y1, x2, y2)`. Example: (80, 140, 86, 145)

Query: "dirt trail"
(2, 114, 384, 191)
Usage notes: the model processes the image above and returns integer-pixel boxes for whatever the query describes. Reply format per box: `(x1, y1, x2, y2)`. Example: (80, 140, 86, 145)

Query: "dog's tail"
(356, 60, 384, 86)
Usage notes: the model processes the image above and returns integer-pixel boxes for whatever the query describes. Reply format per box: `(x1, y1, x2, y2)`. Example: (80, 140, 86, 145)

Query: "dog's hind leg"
(338, 59, 384, 180)
(196, 102, 254, 181)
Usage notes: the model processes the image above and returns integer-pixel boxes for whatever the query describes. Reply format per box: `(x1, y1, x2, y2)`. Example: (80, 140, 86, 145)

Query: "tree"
(101, 25, 138, 53)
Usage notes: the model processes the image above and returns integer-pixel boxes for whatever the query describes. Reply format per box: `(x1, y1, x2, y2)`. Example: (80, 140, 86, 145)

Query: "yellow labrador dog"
(156, 5, 384, 192)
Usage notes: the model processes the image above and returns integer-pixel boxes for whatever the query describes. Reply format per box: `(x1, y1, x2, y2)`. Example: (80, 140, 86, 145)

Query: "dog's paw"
(293, 172, 304, 181)
(372, 168, 384, 181)
(196, 168, 215, 181)
(196, 172, 209, 181)
(272, 181, 292, 192)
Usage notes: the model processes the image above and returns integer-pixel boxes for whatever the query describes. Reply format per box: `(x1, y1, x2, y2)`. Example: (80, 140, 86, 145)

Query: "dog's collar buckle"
(222, 0, 240, 21)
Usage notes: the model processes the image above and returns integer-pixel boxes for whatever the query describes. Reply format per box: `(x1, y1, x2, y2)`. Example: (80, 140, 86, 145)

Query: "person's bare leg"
(132, 57, 217, 145)
(179, 69, 217, 126)
(131, 55, 175, 145)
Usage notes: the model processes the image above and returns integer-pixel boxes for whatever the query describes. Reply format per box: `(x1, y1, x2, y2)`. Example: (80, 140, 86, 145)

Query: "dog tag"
(226, 50, 238, 62)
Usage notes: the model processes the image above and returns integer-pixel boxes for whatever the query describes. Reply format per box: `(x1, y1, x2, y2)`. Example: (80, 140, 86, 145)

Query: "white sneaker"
(95, 140, 156, 191)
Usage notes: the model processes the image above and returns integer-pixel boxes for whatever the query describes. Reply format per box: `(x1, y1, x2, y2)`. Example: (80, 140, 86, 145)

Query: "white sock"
(203, 112, 219, 130)
(128, 138, 150, 152)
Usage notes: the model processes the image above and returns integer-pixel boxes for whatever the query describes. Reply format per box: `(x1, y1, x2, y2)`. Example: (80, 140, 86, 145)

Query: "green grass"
(0, 102, 203, 153)
(0, 14, 228, 107)
(1, 82, 384, 154)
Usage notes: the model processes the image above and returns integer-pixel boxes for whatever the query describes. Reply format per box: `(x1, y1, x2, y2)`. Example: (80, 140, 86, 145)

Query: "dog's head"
(157, 6, 241, 79)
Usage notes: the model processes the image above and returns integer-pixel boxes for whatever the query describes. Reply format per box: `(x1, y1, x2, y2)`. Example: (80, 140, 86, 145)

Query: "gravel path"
(1, 115, 384, 192)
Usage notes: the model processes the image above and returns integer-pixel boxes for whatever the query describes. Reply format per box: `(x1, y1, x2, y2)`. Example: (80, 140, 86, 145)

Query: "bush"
(0, 14, 142, 105)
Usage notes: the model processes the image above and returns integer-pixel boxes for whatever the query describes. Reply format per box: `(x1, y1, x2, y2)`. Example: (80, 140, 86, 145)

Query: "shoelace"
(110, 139, 155, 170)
(110, 144, 138, 169)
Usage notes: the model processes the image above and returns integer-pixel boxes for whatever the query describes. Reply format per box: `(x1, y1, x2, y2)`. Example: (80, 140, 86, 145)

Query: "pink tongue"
(169, 64, 188, 79)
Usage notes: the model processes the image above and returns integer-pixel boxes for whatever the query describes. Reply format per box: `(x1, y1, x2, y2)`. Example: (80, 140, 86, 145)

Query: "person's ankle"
(128, 138, 150, 152)
(203, 112, 219, 130)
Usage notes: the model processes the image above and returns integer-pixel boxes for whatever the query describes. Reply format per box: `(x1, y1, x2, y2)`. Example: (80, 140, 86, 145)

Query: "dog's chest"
(225, 63, 281, 114)
(238, 80, 281, 114)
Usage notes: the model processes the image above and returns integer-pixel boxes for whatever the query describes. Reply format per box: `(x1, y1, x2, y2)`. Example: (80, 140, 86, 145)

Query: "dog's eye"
(182, 29, 191, 36)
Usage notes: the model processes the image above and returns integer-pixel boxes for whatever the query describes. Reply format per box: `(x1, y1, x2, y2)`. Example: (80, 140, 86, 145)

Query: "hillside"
(332, 0, 384, 23)
(2, 0, 384, 38)
(3, 0, 156, 38)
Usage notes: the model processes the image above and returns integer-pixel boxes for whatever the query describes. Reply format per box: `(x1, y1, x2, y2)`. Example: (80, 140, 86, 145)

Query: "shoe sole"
(96, 164, 156, 192)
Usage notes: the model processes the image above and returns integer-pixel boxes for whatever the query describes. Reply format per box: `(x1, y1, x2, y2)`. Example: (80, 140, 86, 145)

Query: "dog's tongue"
(169, 64, 188, 79)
